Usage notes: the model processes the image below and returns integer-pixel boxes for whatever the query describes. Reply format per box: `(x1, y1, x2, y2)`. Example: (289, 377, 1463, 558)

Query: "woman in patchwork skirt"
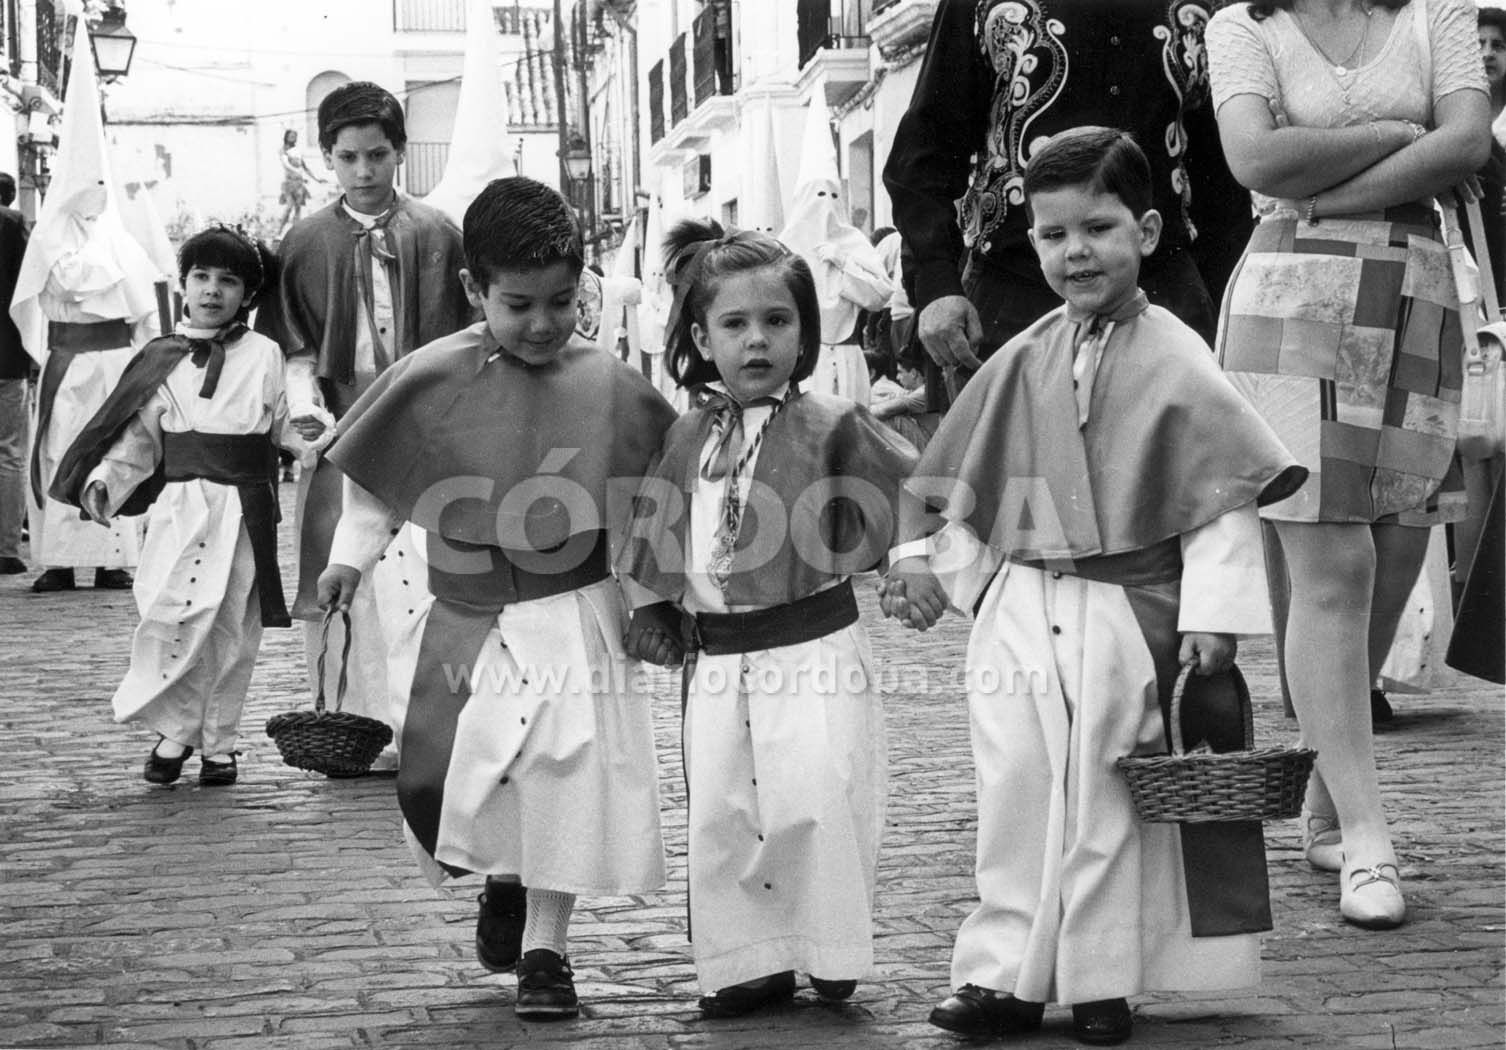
(1206, 0, 1492, 930)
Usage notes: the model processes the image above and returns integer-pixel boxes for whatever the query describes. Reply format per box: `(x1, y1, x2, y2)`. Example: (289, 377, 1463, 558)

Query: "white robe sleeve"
(1178, 502, 1273, 635)
(833, 253, 894, 313)
(284, 355, 323, 416)
(327, 477, 402, 577)
(84, 392, 166, 517)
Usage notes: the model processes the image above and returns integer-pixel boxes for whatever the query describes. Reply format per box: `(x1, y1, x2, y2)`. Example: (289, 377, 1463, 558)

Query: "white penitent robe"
(678, 406, 887, 992)
(329, 480, 666, 895)
(933, 509, 1270, 1005)
(87, 328, 298, 755)
(28, 292, 147, 569)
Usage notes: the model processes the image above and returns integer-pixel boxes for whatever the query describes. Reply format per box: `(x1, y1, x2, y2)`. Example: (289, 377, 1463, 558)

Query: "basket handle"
(315, 608, 353, 715)
(1167, 660, 1255, 756)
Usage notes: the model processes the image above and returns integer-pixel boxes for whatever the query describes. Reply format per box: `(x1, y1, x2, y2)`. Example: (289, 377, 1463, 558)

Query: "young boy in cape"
(882, 127, 1307, 1045)
(315, 177, 676, 1020)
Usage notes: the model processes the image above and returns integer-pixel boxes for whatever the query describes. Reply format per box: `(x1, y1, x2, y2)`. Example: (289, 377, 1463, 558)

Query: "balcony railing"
(648, 58, 665, 145)
(404, 141, 449, 196)
(668, 31, 687, 127)
(393, 0, 465, 32)
(691, 3, 734, 108)
(798, 4, 869, 70)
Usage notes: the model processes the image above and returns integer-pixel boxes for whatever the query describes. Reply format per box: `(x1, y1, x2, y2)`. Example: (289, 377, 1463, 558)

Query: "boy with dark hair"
(51, 226, 329, 786)
(882, 127, 1306, 1045)
(257, 79, 473, 774)
(315, 176, 676, 1020)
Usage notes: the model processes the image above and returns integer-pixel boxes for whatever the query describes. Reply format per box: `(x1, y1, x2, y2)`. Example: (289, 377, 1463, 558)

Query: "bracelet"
(1305, 195, 1319, 226)
(1405, 120, 1427, 142)
(1367, 121, 1384, 147)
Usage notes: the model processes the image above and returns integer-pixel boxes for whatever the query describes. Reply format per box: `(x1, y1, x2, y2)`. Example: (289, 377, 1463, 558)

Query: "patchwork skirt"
(1216, 205, 1465, 524)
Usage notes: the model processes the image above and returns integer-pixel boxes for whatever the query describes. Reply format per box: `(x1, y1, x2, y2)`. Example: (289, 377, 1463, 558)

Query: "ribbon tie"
(187, 322, 248, 399)
(352, 206, 399, 370)
(1071, 315, 1114, 427)
(695, 386, 783, 481)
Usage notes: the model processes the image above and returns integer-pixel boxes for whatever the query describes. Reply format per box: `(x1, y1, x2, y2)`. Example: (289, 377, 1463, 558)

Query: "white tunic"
(86, 327, 297, 755)
(929, 511, 1270, 1004)
(678, 403, 887, 991)
(330, 482, 666, 895)
(27, 292, 147, 569)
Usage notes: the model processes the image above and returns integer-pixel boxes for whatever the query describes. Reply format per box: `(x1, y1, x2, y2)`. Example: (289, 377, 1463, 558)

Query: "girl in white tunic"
(53, 228, 330, 786)
(620, 219, 918, 1018)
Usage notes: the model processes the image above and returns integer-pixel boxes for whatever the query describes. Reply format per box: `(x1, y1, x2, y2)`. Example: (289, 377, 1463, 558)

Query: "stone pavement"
(0, 503, 1502, 1050)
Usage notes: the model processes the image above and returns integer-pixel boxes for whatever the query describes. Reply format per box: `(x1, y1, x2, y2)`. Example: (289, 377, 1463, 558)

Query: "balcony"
(647, 7, 738, 164)
(403, 141, 449, 196)
(1, 0, 19, 79)
(393, 0, 466, 32)
(795, 9, 871, 109)
(868, 0, 938, 59)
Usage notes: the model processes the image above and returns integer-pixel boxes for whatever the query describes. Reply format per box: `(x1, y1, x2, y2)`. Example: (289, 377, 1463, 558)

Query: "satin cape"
(907, 297, 1307, 559)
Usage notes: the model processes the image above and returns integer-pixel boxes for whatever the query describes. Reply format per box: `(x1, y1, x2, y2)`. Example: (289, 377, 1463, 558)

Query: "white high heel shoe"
(1339, 862, 1405, 930)
(1301, 810, 1344, 872)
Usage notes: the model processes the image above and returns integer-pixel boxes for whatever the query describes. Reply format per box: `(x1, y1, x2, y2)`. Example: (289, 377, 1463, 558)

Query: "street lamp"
(559, 131, 592, 184)
(87, 5, 137, 82)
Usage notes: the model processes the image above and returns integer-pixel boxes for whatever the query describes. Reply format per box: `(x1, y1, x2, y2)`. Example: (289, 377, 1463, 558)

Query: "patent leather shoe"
(143, 739, 193, 784)
(810, 976, 857, 1001)
(1072, 998, 1133, 1045)
(31, 568, 75, 592)
(697, 970, 796, 1018)
(93, 568, 134, 590)
(199, 754, 238, 786)
(927, 984, 1045, 1036)
(475, 879, 527, 972)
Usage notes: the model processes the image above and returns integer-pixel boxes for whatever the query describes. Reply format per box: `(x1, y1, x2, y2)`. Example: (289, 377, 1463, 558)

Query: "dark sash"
(161, 431, 290, 628)
(685, 578, 859, 657)
(1117, 578, 1274, 937)
(396, 530, 611, 871)
(31, 319, 133, 502)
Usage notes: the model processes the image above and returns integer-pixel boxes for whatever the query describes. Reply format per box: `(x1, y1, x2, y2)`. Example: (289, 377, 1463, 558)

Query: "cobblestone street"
(1, 498, 1502, 1050)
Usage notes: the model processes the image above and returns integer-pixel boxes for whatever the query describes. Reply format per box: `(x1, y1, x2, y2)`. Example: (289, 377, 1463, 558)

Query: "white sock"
(154, 738, 187, 759)
(521, 888, 575, 958)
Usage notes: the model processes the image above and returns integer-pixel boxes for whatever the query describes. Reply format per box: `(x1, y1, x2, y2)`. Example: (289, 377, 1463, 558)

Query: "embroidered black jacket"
(883, 0, 1251, 313)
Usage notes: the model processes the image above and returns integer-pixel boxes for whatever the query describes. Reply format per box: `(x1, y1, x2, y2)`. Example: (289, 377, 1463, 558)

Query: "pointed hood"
(778, 93, 891, 344)
(743, 99, 784, 233)
(423, 0, 518, 226)
(10, 18, 157, 356)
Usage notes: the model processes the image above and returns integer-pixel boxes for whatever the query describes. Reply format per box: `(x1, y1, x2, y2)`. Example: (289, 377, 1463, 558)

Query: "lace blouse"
(1206, 0, 1486, 216)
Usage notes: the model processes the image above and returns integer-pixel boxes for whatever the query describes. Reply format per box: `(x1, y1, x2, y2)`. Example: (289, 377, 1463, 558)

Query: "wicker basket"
(266, 609, 392, 778)
(1117, 662, 1315, 823)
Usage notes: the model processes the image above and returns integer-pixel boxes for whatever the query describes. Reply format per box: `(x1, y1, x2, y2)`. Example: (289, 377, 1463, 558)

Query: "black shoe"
(928, 984, 1045, 1036)
(199, 754, 238, 786)
(514, 949, 578, 1020)
(93, 568, 134, 590)
(1370, 688, 1394, 725)
(810, 976, 857, 1001)
(0, 556, 25, 574)
(1072, 998, 1133, 1046)
(143, 739, 194, 784)
(697, 971, 797, 1018)
(31, 567, 75, 593)
(476, 880, 527, 973)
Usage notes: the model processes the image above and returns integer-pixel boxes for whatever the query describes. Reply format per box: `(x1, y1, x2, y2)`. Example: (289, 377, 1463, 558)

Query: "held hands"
(878, 556, 948, 632)
(623, 601, 685, 668)
(1179, 632, 1237, 676)
(81, 480, 111, 525)
(917, 295, 984, 372)
(316, 563, 362, 612)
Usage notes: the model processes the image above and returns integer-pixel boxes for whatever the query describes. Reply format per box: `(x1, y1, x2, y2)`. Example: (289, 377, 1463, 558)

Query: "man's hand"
(624, 601, 684, 667)
(881, 555, 948, 631)
(81, 480, 110, 525)
(917, 295, 984, 371)
(316, 563, 362, 611)
(1179, 632, 1237, 676)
